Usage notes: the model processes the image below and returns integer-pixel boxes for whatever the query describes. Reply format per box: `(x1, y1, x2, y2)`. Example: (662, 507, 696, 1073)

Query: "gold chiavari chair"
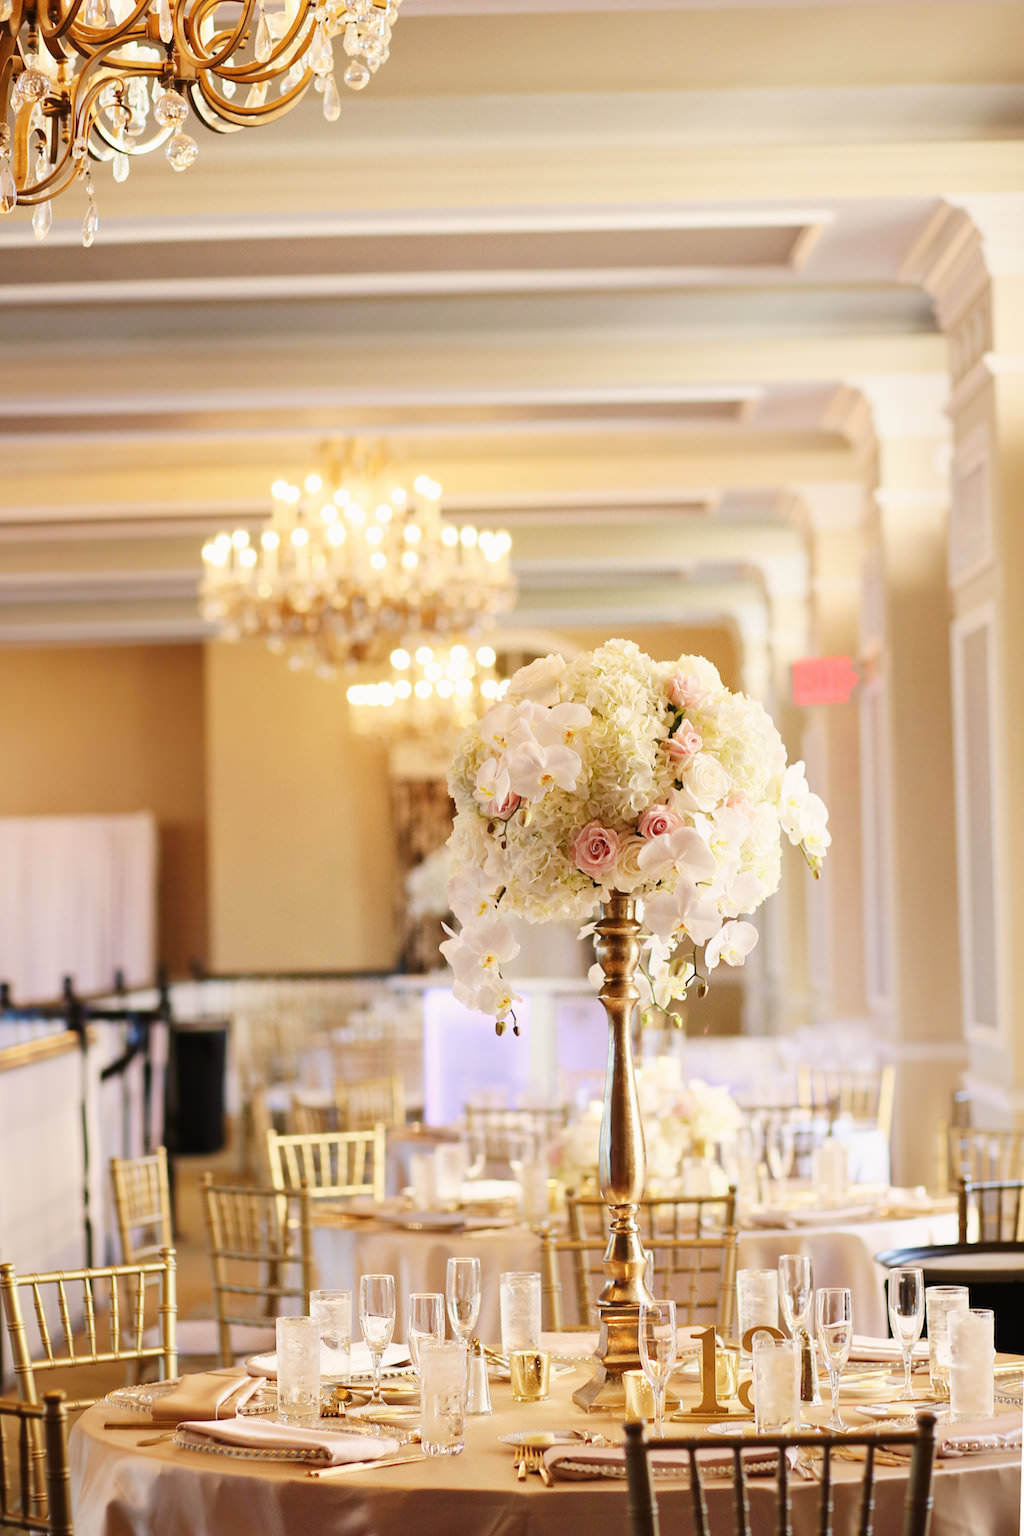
(0, 1250, 177, 1411)
(109, 1147, 172, 1263)
(200, 1177, 315, 1368)
(0, 1390, 73, 1536)
(945, 1126, 1024, 1189)
(957, 1176, 1024, 1242)
(266, 1125, 387, 1202)
(288, 1096, 343, 1136)
(340, 1075, 405, 1131)
(540, 1229, 737, 1335)
(623, 1412, 937, 1536)
(465, 1104, 569, 1171)
(796, 1064, 895, 1142)
(566, 1189, 737, 1244)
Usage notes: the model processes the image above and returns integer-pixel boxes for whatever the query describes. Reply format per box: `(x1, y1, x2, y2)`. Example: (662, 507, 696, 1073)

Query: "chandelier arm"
(179, 0, 311, 78)
(190, 65, 311, 126)
(7, 57, 124, 200)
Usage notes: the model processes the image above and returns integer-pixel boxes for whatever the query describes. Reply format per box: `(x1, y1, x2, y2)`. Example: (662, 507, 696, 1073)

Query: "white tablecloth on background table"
(313, 1204, 960, 1343)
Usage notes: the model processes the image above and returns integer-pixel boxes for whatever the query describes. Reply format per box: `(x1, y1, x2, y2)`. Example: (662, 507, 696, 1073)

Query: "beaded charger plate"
(172, 1429, 331, 1463)
(105, 1379, 182, 1414)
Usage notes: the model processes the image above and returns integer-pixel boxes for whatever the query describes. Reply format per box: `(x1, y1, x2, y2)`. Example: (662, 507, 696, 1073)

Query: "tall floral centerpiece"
(441, 639, 829, 1408)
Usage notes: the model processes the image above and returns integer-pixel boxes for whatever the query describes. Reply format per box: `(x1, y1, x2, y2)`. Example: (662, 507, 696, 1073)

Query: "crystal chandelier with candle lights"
(0, 0, 400, 244)
(199, 446, 515, 679)
(347, 639, 505, 740)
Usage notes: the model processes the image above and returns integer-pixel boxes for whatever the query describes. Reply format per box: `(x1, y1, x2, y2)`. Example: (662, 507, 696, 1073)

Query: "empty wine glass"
(407, 1291, 445, 1373)
(887, 1267, 925, 1401)
(445, 1256, 481, 1346)
(358, 1272, 396, 1405)
(638, 1298, 677, 1439)
(778, 1253, 813, 1337)
(765, 1115, 795, 1186)
(815, 1286, 853, 1430)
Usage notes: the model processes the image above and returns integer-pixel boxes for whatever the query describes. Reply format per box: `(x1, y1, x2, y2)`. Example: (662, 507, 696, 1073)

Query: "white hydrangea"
(442, 639, 829, 1027)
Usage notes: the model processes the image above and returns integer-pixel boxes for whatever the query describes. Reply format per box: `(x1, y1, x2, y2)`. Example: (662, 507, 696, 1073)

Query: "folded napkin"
(174, 1416, 401, 1466)
(937, 1414, 1023, 1458)
(150, 1372, 262, 1425)
(543, 1443, 780, 1483)
(748, 1203, 877, 1229)
(848, 1336, 929, 1365)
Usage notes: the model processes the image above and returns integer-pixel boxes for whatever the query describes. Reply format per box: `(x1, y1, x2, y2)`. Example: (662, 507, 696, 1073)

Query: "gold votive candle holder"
(622, 1369, 656, 1423)
(716, 1346, 740, 1400)
(509, 1349, 550, 1402)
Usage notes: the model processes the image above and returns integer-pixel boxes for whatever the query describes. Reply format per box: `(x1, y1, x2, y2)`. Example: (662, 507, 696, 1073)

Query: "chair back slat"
(957, 1175, 1024, 1242)
(623, 1414, 936, 1536)
(539, 1230, 737, 1334)
(0, 1252, 178, 1411)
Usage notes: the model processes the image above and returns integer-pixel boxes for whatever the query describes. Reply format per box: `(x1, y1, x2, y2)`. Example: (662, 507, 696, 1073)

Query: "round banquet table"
(70, 1358, 1021, 1536)
(311, 1203, 960, 1341)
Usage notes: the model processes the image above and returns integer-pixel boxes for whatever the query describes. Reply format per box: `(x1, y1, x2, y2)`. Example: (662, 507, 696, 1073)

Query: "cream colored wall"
(0, 644, 207, 977)
(204, 642, 397, 972)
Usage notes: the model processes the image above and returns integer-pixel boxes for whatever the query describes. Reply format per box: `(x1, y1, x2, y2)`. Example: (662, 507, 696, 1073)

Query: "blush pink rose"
(663, 719, 703, 761)
(571, 821, 620, 880)
(489, 790, 521, 818)
(667, 672, 707, 710)
(637, 804, 684, 840)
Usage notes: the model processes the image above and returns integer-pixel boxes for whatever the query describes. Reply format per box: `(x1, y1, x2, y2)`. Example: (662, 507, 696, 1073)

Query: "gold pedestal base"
(573, 1303, 644, 1412)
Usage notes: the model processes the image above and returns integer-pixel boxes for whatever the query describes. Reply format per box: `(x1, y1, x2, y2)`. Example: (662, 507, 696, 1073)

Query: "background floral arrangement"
(405, 843, 452, 921)
(441, 638, 830, 1028)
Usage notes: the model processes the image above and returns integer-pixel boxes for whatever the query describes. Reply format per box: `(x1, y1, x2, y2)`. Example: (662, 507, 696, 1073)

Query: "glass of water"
(736, 1268, 779, 1360)
(407, 1291, 445, 1371)
(419, 1339, 468, 1456)
(499, 1272, 542, 1353)
(753, 1335, 800, 1432)
(310, 1289, 352, 1384)
(276, 1315, 320, 1426)
(926, 1285, 970, 1398)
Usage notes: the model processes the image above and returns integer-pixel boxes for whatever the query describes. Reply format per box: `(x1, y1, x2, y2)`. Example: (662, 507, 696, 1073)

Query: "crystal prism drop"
(82, 199, 98, 247)
(343, 58, 369, 89)
(309, 22, 331, 75)
(0, 0, 12, 22)
(165, 130, 198, 171)
(321, 71, 340, 120)
(220, 71, 237, 99)
(245, 80, 267, 107)
(0, 158, 16, 214)
(12, 69, 48, 109)
(156, 0, 172, 43)
(32, 198, 52, 240)
(112, 149, 130, 182)
(343, 20, 359, 55)
(154, 87, 188, 126)
(254, 4, 272, 63)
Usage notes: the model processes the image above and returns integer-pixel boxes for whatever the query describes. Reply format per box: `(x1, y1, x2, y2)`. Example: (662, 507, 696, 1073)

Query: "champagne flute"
(815, 1287, 853, 1430)
(407, 1291, 445, 1372)
(765, 1115, 795, 1187)
(359, 1273, 396, 1405)
(638, 1299, 677, 1439)
(445, 1256, 481, 1347)
(778, 1253, 813, 1337)
(887, 1267, 924, 1401)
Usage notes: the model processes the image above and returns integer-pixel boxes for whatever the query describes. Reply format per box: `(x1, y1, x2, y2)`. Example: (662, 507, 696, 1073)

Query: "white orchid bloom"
(678, 888, 723, 946)
(505, 733, 582, 800)
(447, 870, 497, 925)
(473, 755, 512, 813)
(637, 824, 717, 884)
(705, 919, 759, 970)
(714, 869, 763, 919)
(531, 701, 592, 747)
(778, 760, 811, 842)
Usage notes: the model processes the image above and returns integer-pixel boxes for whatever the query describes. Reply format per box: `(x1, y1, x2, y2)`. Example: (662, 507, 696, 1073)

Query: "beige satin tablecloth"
(70, 1359, 1020, 1536)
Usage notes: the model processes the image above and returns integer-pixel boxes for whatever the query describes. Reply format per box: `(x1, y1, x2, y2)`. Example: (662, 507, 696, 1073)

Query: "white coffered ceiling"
(1, 0, 1018, 652)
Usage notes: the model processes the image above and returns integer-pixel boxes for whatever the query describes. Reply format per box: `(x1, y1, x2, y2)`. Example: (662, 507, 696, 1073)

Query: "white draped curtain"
(0, 813, 157, 1002)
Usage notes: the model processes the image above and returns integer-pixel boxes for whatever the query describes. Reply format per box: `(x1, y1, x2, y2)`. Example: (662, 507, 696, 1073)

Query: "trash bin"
(166, 1016, 229, 1156)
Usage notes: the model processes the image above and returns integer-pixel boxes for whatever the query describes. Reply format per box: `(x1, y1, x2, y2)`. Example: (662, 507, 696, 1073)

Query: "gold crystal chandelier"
(0, 0, 400, 242)
(347, 640, 504, 739)
(199, 445, 515, 679)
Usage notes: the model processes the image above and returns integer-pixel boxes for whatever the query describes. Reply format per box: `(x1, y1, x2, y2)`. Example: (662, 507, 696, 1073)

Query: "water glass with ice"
(949, 1308, 995, 1422)
(276, 1315, 320, 1426)
(419, 1339, 468, 1456)
(753, 1335, 800, 1432)
(736, 1268, 779, 1360)
(499, 1272, 541, 1353)
(926, 1285, 970, 1397)
(310, 1289, 351, 1383)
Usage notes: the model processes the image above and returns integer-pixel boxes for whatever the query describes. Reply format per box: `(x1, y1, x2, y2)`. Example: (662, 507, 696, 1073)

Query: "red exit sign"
(792, 656, 859, 706)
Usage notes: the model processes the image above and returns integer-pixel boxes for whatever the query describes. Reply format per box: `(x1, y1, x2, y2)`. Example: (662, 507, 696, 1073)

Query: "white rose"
(612, 834, 649, 893)
(505, 653, 567, 707)
(672, 752, 732, 813)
